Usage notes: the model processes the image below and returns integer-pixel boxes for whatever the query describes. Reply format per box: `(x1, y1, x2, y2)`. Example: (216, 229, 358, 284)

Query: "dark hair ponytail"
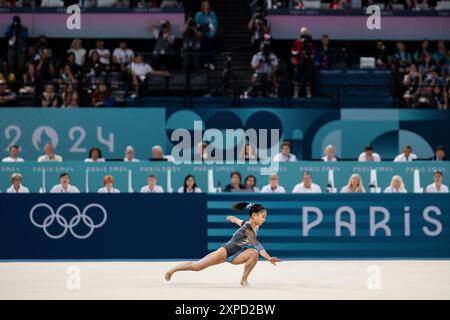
(232, 202, 265, 217)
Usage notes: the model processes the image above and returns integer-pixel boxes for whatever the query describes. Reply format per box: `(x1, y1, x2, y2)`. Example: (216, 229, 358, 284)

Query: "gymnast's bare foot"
(240, 278, 249, 287)
(164, 271, 173, 282)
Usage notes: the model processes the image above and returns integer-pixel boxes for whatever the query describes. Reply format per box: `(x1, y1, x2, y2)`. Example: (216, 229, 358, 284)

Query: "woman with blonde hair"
(384, 175, 407, 193)
(97, 175, 120, 193)
(67, 38, 86, 66)
(341, 174, 366, 193)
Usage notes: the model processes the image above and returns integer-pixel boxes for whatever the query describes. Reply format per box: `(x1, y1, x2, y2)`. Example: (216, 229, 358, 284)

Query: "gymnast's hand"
(268, 257, 281, 266)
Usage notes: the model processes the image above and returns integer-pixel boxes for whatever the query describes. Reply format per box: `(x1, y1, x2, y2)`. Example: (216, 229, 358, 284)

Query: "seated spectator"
(35, 47, 56, 82)
(67, 38, 86, 67)
(248, 7, 270, 52)
(394, 145, 417, 162)
(341, 174, 366, 193)
(88, 40, 111, 67)
(112, 40, 134, 74)
(329, 0, 349, 9)
(97, 175, 120, 193)
(418, 53, 436, 75)
(90, 82, 114, 107)
(402, 64, 420, 108)
(140, 174, 164, 193)
(375, 40, 389, 68)
(430, 146, 448, 161)
(384, 175, 407, 193)
(244, 175, 260, 193)
(61, 52, 82, 80)
(50, 172, 80, 193)
(29, 36, 53, 64)
(273, 141, 297, 162)
(2, 145, 24, 162)
(291, 0, 305, 9)
(424, 171, 449, 193)
(292, 172, 322, 193)
(150, 145, 174, 162)
(37, 142, 63, 162)
(19, 63, 37, 95)
(322, 144, 338, 162)
(6, 173, 30, 193)
(223, 171, 246, 192)
(60, 83, 79, 108)
(85, 147, 106, 162)
(261, 174, 286, 193)
(178, 174, 202, 193)
(84, 51, 105, 83)
(41, 0, 64, 7)
(59, 63, 77, 85)
(238, 143, 258, 161)
(413, 40, 431, 66)
(194, 141, 211, 162)
(40, 83, 59, 107)
(393, 41, 412, 73)
(150, 21, 175, 69)
(181, 15, 202, 73)
(129, 54, 170, 95)
(291, 27, 315, 98)
(315, 34, 333, 69)
(124, 145, 139, 162)
(195, 1, 218, 70)
(433, 41, 448, 68)
(0, 79, 17, 106)
(358, 145, 381, 162)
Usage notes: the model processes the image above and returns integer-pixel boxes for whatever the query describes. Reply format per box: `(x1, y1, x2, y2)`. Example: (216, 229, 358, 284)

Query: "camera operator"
(5, 16, 28, 76)
(248, 7, 270, 53)
(195, 1, 218, 70)
(182, 15, 202, 73)
(291, 27, 316, 98)
(247, 40, 279, 97)
(150, 20, 175, 70)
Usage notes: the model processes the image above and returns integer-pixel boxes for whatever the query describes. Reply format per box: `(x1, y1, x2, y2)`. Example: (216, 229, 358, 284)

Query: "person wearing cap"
(394, 145, 417, 162)
(358, 145, 381, 162)
(424, 171, 449, 193)
(272, 141, 297, 162)
(2, 145, 24, 162)
(430, 146, 448, 161)
(37, 142, 63, 162)
(50, 172, 80, 193)
(97, 175, 120, 193)
(124, 145, 139, 162)
(6, 173, 29, 193)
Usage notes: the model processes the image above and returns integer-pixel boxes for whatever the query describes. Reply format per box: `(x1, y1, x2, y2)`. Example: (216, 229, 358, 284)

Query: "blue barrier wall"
(1, 162, 449, 194)
(1, 194, 449, 260)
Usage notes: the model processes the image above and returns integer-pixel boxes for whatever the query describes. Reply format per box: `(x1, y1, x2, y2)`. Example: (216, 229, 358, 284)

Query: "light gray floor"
(1, 260, 449, 299)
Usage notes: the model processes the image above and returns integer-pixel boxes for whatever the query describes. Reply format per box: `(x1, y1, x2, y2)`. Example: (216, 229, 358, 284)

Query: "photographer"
(291, 27, 315, 98)
(195, 1, 218, 70)
(247, 40, 279, 97)
(248, 7, 270, 53)
(182, 15, 202, 73)
(5, 16, 28, 76)
(150, 20, 175, 70)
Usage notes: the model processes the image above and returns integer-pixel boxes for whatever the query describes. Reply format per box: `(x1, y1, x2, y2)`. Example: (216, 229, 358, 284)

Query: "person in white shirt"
(261, 174, 286, 193)
(84, 147, 106, 162)
(244, 175, 260, 193)
(88, 40, 111, 65)
(112, 40, 134, 72)
(384, 175, 407, 193)
(37, 142, 63, 162)
(178, 174, 202, 193)
(272, 141, 297, 162)
(124, 145, 139, 162)
(50, 172, 80, 193)
(292, 172, 322, 193)
(358, 145, 381, 162)
(140, 175, 164, 193)
(425, 171, 449, 193)
(6, 173, 30, 193)
(2, 145, 25, 162)
(129, 54, 170, 95)
(393, 145, 417, 162)
(341, 174, 366, 193)
(67, 38, 86, 66)
(97, 175, 120, 193)
(321, 144, 338, 162)
(150, 145, 174, 162)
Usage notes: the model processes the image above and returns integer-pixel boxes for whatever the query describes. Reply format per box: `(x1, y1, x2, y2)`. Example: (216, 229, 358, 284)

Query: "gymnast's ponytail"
(232, 202, 266, 216)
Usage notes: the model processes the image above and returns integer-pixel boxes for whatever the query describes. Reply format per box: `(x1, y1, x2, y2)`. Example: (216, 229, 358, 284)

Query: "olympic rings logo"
(30, 203, 107, 240)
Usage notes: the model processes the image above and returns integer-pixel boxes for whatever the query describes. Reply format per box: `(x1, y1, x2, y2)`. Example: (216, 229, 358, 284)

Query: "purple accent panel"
(0, 13, 185, 38)
(267, 15, 450, 40)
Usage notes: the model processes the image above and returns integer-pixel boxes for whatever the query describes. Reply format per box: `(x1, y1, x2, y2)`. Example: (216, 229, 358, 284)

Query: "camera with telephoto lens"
(260, 41, 272, 63)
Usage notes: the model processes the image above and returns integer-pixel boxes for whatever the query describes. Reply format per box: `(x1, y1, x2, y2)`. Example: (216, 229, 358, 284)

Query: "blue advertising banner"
(0, 194, 449, 260)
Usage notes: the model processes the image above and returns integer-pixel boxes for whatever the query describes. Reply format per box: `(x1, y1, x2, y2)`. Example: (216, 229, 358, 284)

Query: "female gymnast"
(164, 201, 281, 286)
